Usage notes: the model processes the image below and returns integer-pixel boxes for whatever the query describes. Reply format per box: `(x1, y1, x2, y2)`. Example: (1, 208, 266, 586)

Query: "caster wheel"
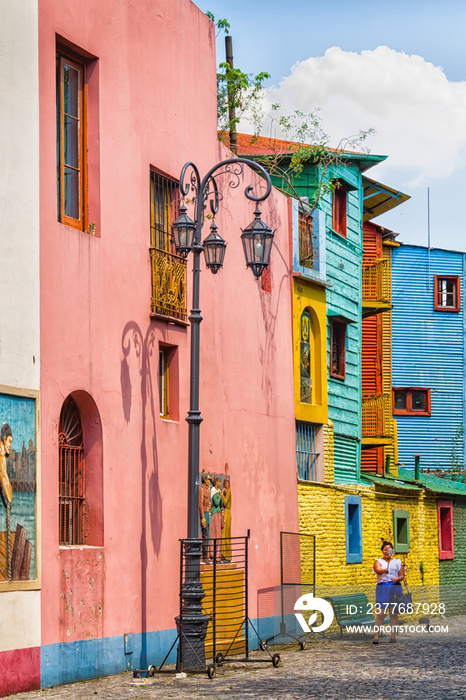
(207, 664, 216, 679)
(272, 653, 280, 668)
(215, 653, 224, 664)
(148, 664, 156, 676)
(259, 639, 267, 651)
(300, 640, 307, 651)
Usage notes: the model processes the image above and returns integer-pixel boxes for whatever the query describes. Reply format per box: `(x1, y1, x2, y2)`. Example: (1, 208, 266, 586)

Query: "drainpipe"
(225, 36, 237, 155)
(414, 455, 421, 480)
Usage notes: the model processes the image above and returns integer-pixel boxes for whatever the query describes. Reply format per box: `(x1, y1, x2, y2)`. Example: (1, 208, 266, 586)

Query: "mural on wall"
(199, 466, 232, 564)
(0, 391, 37, 582)
(300, 310, 312, 404)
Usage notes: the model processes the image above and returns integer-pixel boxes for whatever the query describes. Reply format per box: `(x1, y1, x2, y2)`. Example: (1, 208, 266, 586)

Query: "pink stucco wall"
(38, 0, 298, 652)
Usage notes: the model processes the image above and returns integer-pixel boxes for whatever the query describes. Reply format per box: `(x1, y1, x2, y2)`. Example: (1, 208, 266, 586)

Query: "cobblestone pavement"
(11, 616, 466, 700)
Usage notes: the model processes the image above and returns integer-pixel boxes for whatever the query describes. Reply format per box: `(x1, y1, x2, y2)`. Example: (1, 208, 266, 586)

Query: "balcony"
(361, 393, 393, 449)
(150, 247, 187, 324)
(362, 258, 391, 318)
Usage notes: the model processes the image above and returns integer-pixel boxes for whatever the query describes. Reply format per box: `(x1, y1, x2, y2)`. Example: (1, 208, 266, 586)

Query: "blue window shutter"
(345, 495, 363, 563)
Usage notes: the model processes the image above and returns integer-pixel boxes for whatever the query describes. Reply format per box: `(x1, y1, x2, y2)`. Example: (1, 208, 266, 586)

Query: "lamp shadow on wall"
(121, 320, 163, 666)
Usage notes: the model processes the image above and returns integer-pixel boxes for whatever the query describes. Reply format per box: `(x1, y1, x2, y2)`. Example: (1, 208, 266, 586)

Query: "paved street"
(11, 616, 466, 700)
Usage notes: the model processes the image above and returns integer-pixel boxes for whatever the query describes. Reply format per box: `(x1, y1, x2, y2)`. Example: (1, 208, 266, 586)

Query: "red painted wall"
(38, 0, 298, 654)
(0, 647, 40, 696)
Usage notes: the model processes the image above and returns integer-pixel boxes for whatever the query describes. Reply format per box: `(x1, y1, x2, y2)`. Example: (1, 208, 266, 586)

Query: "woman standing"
(372, 540, 405, 644)
(221, 478, 231, 563)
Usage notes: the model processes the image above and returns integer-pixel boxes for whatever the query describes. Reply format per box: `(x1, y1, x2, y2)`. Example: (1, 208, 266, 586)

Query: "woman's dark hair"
(381, 540, 394, 552)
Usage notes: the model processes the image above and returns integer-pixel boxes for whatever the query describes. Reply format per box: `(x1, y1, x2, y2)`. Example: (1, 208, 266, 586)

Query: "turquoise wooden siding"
(269, 154, 381, 484)
(392, 244, 466, 471)
(334, 434, 359, 483)
(323, 165, 363, 483)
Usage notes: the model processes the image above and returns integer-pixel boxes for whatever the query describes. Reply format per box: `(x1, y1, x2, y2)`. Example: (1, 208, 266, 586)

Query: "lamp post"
(171, 158, 274, 670)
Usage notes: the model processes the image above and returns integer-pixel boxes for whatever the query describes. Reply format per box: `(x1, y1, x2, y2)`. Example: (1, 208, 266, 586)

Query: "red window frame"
(330, 320, 346, 380)
(434, 275, 460, 312)
(392, 387, 431, 416)
(437, 499, 454, 560)
(332, 184, 347, 238)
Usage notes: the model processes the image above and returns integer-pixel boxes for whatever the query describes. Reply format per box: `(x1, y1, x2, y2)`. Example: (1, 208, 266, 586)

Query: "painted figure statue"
(221, 477, 231, 563)
(209, 476, 223, 561)
(199, 473, 212, 564)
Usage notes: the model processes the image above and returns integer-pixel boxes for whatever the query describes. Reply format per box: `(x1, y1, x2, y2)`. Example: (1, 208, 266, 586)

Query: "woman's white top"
(373, 557, 401, 583)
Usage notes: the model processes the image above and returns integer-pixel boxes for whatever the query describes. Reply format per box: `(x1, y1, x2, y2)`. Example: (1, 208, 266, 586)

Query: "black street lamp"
(171, 157, 274, 670)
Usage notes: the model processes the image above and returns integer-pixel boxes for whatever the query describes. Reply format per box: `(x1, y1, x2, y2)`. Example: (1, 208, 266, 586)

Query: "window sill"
(59, 545, 104, 550)
(330, 373, 346, 381)
(58, 221, 101, 238)
(346, 555, 363, 564)
(150, 312, 189, 327)
(439, 551, 454, 560)
(330, 227, 347, 239)
(393, 411, 431, 417)
(434, 307, 460, 313)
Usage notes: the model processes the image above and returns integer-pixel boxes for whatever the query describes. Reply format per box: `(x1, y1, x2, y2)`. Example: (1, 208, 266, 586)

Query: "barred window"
(59, 396, 85, 545)
(150, 171, 187, 322)
(298, 209, 313, 267)
(296, 421, 320, 481)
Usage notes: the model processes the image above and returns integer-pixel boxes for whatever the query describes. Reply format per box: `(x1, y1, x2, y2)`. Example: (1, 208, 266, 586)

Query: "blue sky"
(200, 1, 466, 250)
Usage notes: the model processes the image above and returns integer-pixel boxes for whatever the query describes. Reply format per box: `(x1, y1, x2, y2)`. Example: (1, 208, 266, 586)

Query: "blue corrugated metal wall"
(391, 244, 465, 471)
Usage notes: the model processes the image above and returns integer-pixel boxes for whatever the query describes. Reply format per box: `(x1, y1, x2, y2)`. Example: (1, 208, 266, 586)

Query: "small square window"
(345, 496, 362, 563)
(434, 275, 460, 312)
(330, 320, 346, 380)
(393, 509, 410, 554)
(438, 500, 454, 560)
(393, 388, 431, 416)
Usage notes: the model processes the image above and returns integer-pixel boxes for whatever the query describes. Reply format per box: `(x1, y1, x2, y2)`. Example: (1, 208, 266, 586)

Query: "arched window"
(59, 396, 85, 545)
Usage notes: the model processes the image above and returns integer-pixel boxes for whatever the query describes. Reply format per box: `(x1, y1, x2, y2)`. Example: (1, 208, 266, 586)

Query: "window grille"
(298, 210, 313, 267)
(296, 421, 319, 481)
(150, 171, 187, 322)
(59, 397, 85, 545)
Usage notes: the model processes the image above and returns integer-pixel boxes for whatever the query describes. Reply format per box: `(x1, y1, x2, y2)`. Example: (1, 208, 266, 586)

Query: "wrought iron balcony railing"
(150, 247, 187, 323)
(362, 258, 390, 306)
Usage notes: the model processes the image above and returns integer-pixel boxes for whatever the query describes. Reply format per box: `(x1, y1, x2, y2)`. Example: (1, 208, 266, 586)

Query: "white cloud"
(250, 46, 466, 185)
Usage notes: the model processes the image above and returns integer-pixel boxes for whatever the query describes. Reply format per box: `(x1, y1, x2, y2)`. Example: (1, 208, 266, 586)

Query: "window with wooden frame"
(393, 388, 431, 416)
(59, 396, 85, 545)
(57, 51, 86, 229)
(434, 275, 460, 312)
(437, 500, 454, 560)
(332, 182, 348, 237)
(345, 496, 363, 563)
(150, 171, 187, 322)
(159, 347, 170, 417)
(393, 509, 410, 554)
(330, 319, 346, 380)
